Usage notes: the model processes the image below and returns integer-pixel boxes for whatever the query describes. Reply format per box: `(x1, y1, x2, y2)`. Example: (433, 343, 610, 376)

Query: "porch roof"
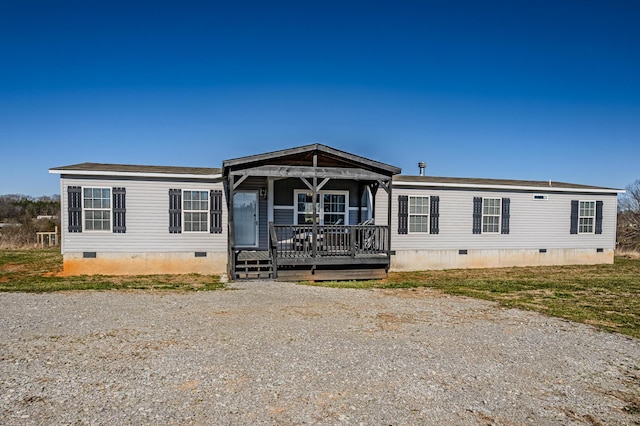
(222, 143, 402, 178)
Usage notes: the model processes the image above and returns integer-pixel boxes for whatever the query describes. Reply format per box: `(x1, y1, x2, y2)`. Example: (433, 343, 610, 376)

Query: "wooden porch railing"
(269, 223, 389, 258)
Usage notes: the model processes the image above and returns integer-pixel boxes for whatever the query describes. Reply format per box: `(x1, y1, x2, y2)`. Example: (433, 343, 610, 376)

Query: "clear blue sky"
(1, 0, 638, 196)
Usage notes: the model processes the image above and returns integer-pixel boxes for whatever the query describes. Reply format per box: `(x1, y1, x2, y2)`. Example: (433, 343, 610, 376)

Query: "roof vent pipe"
(418, 162, 426, 176)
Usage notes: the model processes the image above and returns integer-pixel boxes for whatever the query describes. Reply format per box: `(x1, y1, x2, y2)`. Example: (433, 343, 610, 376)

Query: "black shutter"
(501, 198, 510, 234)
(112, 187, 126, 233)
(430, 196, 440, 234)
(570, 200, 579, 234)
(68, 186, 82, 233)
(595, 201, 603, 234)
(472, 197, 482, 234)
(210, 190, 223, 234)
(398, 195, 408, 234)
(169, 189, 182, 233)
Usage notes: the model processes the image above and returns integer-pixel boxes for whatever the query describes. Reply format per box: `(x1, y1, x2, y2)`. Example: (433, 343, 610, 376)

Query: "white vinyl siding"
(83, 187, 111, 231)
(578, 200, 595, 234)
(392, 187, 617, 251)
(60, 177, 227, 254)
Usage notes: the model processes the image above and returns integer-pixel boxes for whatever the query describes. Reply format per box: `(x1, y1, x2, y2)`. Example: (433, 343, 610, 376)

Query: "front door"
(234, 191, 259, 247)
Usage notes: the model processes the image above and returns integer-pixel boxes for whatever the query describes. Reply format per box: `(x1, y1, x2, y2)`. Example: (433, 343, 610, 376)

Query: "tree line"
(0, 194, 60, 247)
(617, 179, 640, 252)
(0, 194, 60, 222)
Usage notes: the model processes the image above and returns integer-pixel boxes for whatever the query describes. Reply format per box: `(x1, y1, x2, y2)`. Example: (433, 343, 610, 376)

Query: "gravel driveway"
(1, 281, 639, 425)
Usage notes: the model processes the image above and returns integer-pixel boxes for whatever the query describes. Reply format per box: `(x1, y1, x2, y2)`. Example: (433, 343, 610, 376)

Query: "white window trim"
(182, 189, 209, 233)
(482, 197, 502, 234)
(294, 189, 349, 225)
(408, 195, 430, 234)
(83, 187, 111, 233)
(578, 199, 596, 234)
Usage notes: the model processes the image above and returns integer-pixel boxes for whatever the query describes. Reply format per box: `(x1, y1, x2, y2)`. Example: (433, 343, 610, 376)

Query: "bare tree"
(617, 180, 640, 251)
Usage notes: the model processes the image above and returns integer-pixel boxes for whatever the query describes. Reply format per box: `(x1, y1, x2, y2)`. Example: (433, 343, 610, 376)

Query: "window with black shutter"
(595, 201, 603, 234)
(169, 189, 182, 233)
(397, 195, 408, 234)
(501, 198, 510, 234)
(68, 186, 82, 233)
(570, 200, 579, 234)
(572, 200, 600, 234)
(472, 197, 482, 234)
(430, 196, 440, 235)
(210, 190, 223, 234)
(112, 187, 126, 233)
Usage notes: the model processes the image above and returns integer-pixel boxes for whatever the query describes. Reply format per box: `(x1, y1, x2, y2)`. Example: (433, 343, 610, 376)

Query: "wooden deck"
(231, 224, 391, 281)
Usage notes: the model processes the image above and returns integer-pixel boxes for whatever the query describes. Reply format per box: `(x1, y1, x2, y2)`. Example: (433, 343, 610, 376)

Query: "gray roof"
(50, 162, 620, 193)
(50, 163, 221, 176)
(393, 175, 620, 192)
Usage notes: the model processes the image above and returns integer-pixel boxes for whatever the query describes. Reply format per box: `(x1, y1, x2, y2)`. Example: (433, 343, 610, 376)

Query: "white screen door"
(233, 192, 258, 247)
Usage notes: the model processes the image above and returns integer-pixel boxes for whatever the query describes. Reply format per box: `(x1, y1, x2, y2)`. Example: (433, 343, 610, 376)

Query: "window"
(578, 200, 595, 233)
(473, 197, 510, 234)
(83, 188, 111, 231)
(409, 196, 429, 233)
(169, 189, 222, 234)
(297, 192, 319, 225)
(68, 186, 125, 233)
(482, 198, 501, 233)
(398, 195, 439, 235)
(323, 193, 346, 225)
(570, 200, 602, 235)
(183, 190, 209, 232)
(295, 190, 347, 225)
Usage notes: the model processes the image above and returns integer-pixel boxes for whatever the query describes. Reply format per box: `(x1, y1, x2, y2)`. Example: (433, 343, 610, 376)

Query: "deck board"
(237, 250, 271, 261)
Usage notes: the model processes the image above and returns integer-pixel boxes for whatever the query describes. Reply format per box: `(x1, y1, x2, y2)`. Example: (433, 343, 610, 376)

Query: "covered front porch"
(223, 144, 401, 281)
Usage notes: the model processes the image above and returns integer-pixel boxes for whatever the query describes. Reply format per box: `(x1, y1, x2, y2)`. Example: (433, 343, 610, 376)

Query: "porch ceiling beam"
(316, 178, 330, 191)
(377, 179, 391, 194)
(232, 174, 249, 189)
(233, 165, 392, 181)
(300, 177, 313, 190)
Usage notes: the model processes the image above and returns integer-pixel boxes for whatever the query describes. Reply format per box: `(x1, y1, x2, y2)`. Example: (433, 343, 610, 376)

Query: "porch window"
(83, 188, 111, 231)
(323, 193, 346, 225)
(295, 190, 348, 225)
(297, 192, 319, 225)
(183, 190, 209, 232)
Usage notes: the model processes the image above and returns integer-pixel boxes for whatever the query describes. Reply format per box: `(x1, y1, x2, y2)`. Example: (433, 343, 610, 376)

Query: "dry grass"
(616, 249, 640, 260)
(0, 248, 223, 292)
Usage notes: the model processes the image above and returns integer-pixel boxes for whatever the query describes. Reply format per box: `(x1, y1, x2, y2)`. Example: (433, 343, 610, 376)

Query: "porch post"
(312, 152, 318, 260)
(387, 178, 392, 268)
(228, 173, 236, 279)
(357, 183, 363, 224)
(267, 178, 274, 224)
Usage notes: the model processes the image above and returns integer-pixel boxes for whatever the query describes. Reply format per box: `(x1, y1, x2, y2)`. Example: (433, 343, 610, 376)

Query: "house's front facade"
(50, 144, 620, 280)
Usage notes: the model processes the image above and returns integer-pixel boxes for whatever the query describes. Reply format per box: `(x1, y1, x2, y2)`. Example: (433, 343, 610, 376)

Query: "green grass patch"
(304, 257, 640, 339)
(0, 248, 223, 292)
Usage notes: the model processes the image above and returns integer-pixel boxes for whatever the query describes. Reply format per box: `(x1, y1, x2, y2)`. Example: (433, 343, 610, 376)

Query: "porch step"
(276, 267, 387, 282)
(235, 251, 273, 280)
